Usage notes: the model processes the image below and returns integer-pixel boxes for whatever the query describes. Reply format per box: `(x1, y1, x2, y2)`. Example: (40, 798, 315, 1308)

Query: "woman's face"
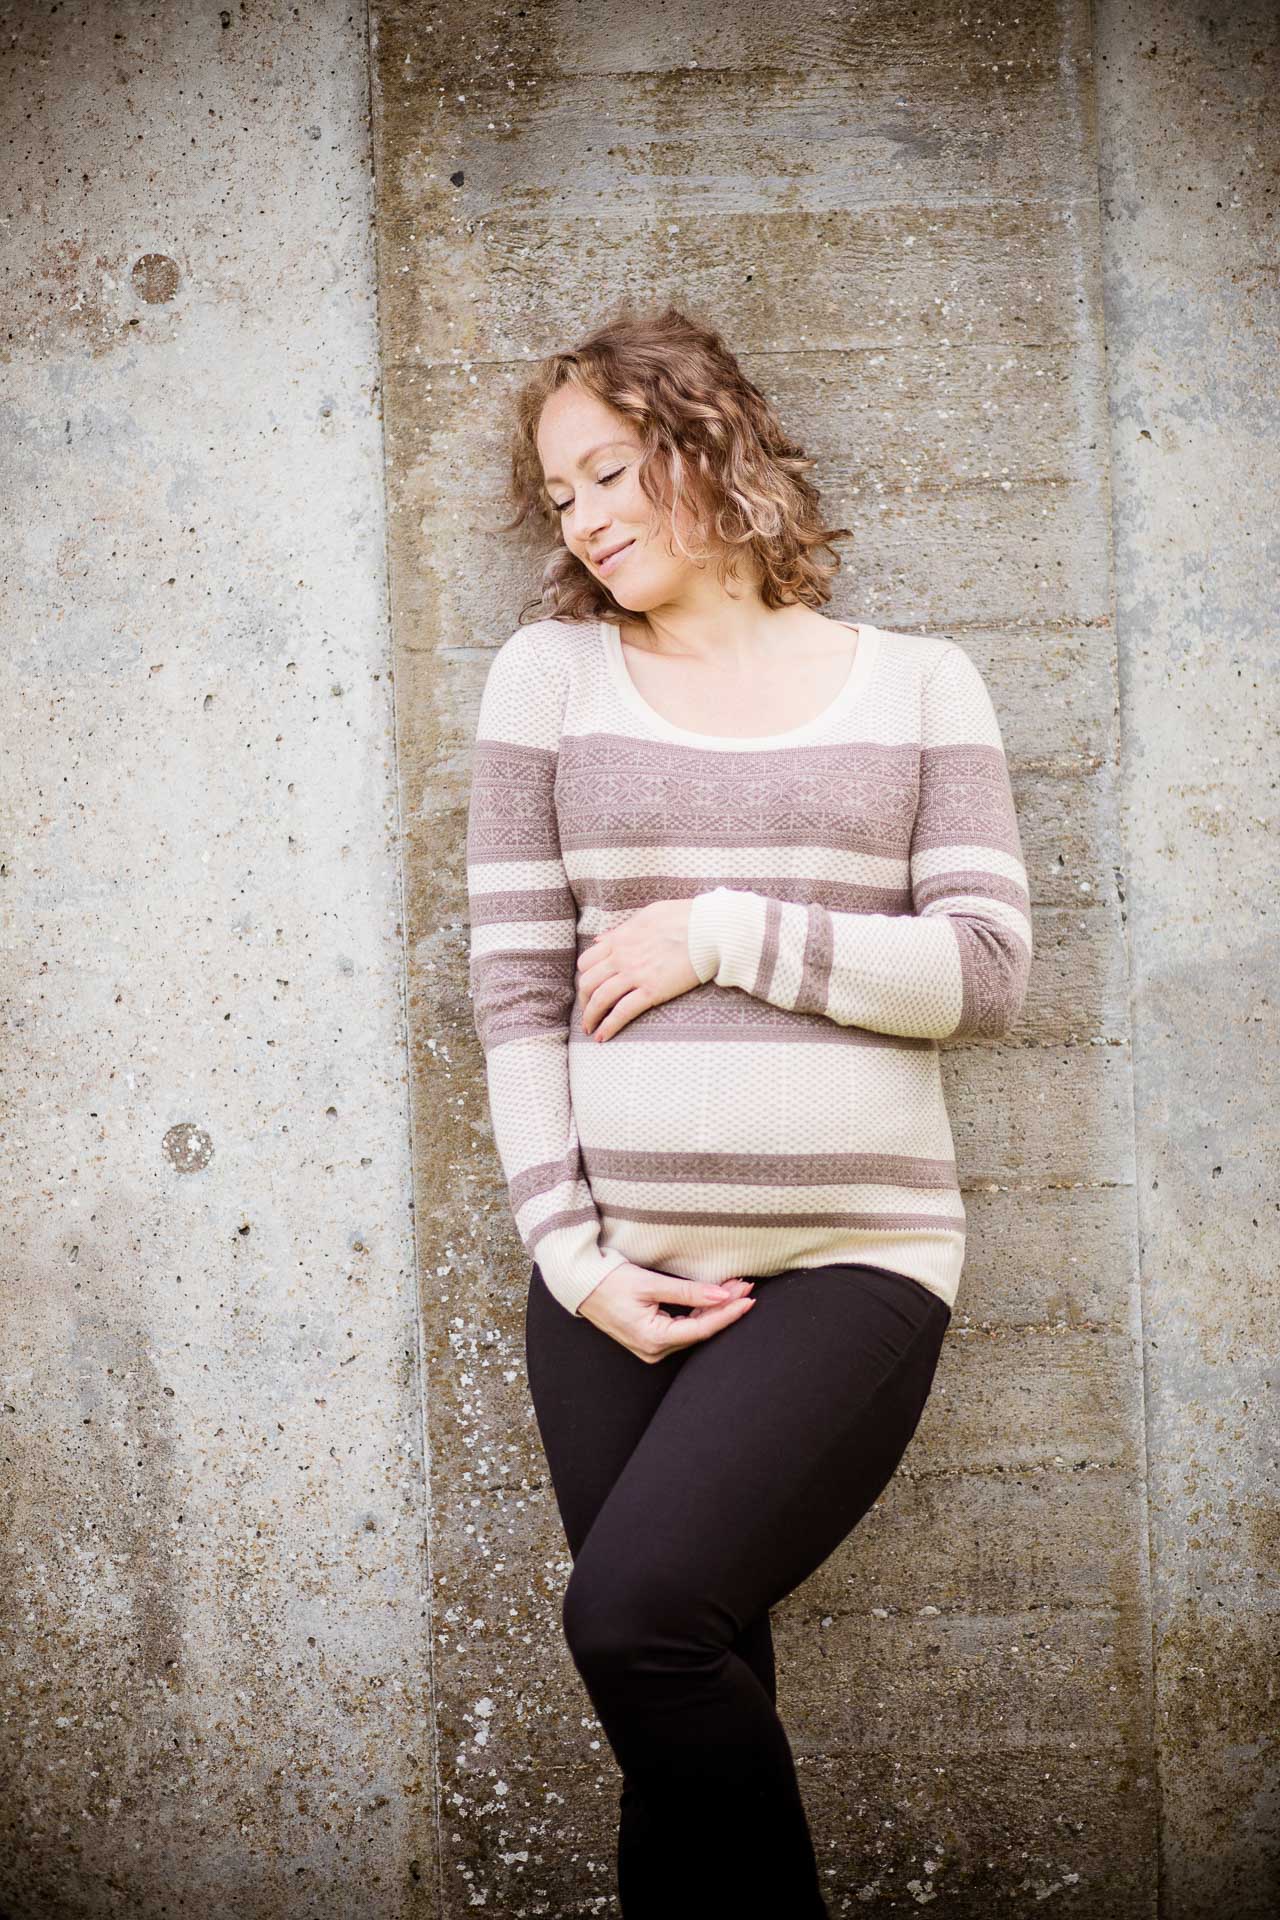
(535, 383, 707, 612)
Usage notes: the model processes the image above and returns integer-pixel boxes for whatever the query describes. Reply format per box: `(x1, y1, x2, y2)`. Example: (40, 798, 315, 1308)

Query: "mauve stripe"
(565, 1014, 932, 1049)
(958, 961, 980, 1036)
(469, 960, 576, 1049)
(582, 1146, 958, 1187)
(795, 902, 835, 1016)
(913, 867, 1030, 913)
(562, 824, 913, 854)
(509, 1151, 583, 1209)
(475, 1011, 566, 1050)
(467, 846, 565, 870)
(469, 950, 574, 1000)
(755, 896, 783, 999)
(554, 733, 922, 856)
(951, 920, 1030, 1038)
(467, 825, 562, 862)
(528, 1206, 608, 1249)
(467, 743, 561, 863)
(468, 883, 576, 923)
(569, 873, 913, 914)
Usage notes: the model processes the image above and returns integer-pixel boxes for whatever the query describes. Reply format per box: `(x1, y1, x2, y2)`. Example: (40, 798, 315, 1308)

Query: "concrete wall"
(0, 4, 437, 1915)
(371, 0, 1154, 1912)
(1, 0, 1274, 1915)
(1096, 2, 1280, 1912)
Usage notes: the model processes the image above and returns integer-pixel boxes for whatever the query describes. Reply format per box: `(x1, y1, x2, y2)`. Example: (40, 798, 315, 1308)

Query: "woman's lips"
(596, 539, 635, 577)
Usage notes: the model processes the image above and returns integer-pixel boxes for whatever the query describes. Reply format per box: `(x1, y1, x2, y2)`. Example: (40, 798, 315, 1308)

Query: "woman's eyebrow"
(543, 439, 631, 486)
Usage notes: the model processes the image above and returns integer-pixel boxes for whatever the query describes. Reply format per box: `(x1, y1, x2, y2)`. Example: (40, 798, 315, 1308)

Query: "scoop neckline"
(597, 616, 881, 750)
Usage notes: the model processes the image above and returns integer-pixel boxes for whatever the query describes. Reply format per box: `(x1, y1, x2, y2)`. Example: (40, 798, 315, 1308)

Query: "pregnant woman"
(465, 304, 1033, 1917)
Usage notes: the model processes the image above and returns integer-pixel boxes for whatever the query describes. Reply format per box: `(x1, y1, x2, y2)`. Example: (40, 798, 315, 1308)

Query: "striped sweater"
(466, 614, 1032, 1318)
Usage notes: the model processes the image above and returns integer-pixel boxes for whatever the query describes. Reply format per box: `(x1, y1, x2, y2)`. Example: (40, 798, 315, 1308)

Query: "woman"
(465, 304, 1033, 1916)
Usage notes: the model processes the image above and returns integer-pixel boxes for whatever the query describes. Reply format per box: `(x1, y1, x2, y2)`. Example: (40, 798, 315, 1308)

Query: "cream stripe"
(911, 843, 1028, 883)
(470, 922, 576, 959)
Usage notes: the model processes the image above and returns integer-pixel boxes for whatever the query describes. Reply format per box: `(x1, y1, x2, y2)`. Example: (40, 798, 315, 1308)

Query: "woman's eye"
(550, 467, 625, 514)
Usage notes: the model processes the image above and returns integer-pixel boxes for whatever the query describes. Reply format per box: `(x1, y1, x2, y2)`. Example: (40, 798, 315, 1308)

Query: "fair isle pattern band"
(466, 616, 1033, 1316)
(554, 731, 923, 854)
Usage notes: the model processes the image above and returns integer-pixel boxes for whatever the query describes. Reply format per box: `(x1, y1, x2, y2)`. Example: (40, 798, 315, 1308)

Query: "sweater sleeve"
(685, 641, 1033, 1040)
(466, 627, 631, 1316)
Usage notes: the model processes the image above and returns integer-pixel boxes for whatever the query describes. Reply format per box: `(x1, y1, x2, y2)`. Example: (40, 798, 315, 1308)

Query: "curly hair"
(493, 301, 853, 628)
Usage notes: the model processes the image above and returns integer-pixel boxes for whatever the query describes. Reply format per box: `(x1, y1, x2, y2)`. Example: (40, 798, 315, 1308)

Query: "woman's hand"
(576, 898, 701, 1040)
(576, 1261, 756, 1362)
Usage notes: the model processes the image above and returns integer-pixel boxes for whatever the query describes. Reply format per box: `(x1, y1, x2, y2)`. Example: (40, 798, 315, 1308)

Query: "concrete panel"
(370, 1, 1154, 1915)
(0, 5, 433, 1916)
(1095, 2, 1280, 1913)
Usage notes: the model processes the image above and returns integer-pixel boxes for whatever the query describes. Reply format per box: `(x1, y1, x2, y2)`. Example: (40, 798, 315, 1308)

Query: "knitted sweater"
(466, 614, 1032, 1318)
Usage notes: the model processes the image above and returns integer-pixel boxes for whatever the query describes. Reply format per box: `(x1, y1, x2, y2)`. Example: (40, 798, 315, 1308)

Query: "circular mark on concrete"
(131, 253, 180, 304)
(163, 1122, 213, 1173)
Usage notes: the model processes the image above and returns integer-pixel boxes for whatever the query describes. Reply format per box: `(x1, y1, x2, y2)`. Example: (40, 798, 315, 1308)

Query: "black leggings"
(524, 1258, 952, 1919)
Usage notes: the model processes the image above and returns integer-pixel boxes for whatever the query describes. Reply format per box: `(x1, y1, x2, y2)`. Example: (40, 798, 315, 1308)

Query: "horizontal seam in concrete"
(387, 340, 1087, 372)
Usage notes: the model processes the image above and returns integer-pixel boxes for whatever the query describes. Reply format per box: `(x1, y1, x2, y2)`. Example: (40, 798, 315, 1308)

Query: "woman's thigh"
(563, 1262, 950, 1636)
(524, 1260, 689, 1558)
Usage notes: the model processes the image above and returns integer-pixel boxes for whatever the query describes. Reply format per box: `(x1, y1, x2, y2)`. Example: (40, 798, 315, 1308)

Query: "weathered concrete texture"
(1096, 2, 1280, 1913)
(371, 0, 1155, 1911)
(0, 4, 435, 1916)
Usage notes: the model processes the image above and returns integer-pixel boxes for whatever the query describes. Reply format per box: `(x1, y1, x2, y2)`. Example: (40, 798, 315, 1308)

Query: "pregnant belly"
(567, 997, 955, 1183)
(568, 1008, 959, 1285)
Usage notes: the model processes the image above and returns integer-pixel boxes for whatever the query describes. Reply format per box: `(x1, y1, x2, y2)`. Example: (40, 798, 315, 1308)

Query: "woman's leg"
(523, 1263, 778, 1907)
(546, 1260, 951, 1919)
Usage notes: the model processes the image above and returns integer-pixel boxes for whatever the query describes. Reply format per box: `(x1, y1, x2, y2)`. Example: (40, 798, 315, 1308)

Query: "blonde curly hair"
(495, 301, 853, 627)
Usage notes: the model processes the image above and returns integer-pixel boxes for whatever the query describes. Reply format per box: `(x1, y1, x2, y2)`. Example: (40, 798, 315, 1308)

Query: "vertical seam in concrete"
(1087, 0, 1163, 1908)
(361, 2, 445, 1910)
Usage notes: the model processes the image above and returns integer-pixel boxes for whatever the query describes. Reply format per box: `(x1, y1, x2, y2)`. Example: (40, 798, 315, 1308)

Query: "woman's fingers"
(578, 1263, 756, 1362)
(644, 1275, 756, 1350)
(590, 986, 653, 1042)
(648, 1274, 751, 1309)
(655, 1292, 756, 1349)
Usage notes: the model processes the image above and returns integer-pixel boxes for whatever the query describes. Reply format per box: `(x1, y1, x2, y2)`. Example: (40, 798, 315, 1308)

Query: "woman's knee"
(563, 1558, 638, 1675)
(563, 1554, 707, 1679)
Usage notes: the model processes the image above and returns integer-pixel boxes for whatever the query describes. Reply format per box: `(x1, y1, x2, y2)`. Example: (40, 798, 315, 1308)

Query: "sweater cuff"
(687, 887, 767, 992)
(536, 1239, 631, 1317)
